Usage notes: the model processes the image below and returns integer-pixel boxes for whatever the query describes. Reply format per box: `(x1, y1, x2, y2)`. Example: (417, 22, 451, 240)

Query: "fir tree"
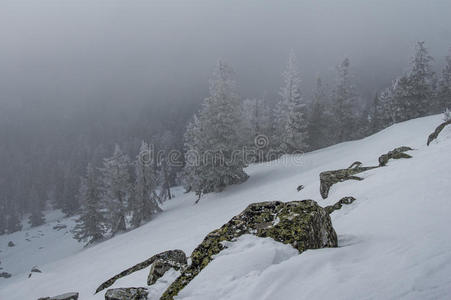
(332, 58, 360, 142)
(100, 144, 131, 235)
(72, 163, 107, 245)
(273, 51, 309, 153)
(183, 61, 248, 199)
(130, 141, 161, 228)
(437, 49, 451, 111)
(308, 78, 331, 150)
(28, 185, 45, 227)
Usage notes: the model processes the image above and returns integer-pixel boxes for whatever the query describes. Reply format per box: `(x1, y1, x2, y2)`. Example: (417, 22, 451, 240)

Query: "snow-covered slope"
(1, 115, 451, 299)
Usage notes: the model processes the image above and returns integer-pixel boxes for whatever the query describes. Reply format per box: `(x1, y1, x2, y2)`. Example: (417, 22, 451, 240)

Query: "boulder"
(37, 292, 78, 300)
(104, 288, 148, 300)
(319, 162, 377, 199)
(427, 120, 451, 146)
(95, 249, 186, 294)
(28, 266, 43, 278)
(325, 197, 356, 214)
(161, 200, 337, 300)
(147, 252, 187, 286)
(8, 241, 15, 247)
(0, 271, 11, 278)
(378, 146, 413, 166)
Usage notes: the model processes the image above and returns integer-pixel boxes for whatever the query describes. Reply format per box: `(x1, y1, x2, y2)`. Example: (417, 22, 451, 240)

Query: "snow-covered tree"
(183, 61, 248, 199)
(72, 163, 108, 245)
(443, 108, 451, 122)
(273, 51, 309, 153)
(437, 50, 451, 111)
(372, 87, 395, 132)
(130, 141, 161, 228)
(100, 144, 131, 235)
(28, 185, 45, 227)
(308, 78, 332, 150)
(332, 58, 360, 142)
(393, 42, 435, 121)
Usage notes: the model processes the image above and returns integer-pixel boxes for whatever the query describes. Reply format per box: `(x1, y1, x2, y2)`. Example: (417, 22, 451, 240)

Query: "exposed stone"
(325, 197, 356, 214)
(378, 146, 413, 166)
(37, 292, 79, 300)
(8, 241, 15, 247)
(427, 120, 451, 146)
(161, 200, 337, 300)
(0, 271, 11, 278)
(296, 185, 304, 192)
(319, 163, 378, 199)
(104, 288, 148, 300)
(147, 253, 187, 286)
(53, 224, 67, 231)
(28, 266, 43, 278)
(95, 249, 186, 294)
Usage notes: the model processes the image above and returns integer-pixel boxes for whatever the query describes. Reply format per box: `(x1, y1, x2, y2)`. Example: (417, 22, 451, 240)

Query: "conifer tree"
(437, 49, 451, 111)
(308, 78, 331, 150)
(130, 141, 161, 228)
(332, 58, 360, 142)
(72, 163, 107, 245)
(273, 51, 309, 153)
(183, 61, 248, 199)
(100, 144, 131, 235)
(28, 185, 45, 227)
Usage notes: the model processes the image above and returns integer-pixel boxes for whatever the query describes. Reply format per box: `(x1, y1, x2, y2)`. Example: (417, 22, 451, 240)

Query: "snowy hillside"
(1, 114, 451, 299)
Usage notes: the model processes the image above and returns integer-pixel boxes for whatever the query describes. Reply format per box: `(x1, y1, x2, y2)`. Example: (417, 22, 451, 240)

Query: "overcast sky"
(1, 0, 450, 107)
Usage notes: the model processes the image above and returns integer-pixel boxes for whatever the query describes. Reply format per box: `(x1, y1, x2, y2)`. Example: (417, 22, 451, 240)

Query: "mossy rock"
(319, 162, 378, 199)
(427, 120, 451, 146)
(378, 146, 413, 166)
(160, 200, 337, 299)
(325, 196, 356, 214)
(95, 250, 186, 294)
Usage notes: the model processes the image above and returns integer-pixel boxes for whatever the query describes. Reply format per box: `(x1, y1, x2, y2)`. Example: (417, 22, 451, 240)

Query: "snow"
(1, 114, 451, 299)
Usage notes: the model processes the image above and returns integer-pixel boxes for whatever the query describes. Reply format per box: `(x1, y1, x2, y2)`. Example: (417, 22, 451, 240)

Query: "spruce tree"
(28, 185, 45, 227)
(308, 78, 331, 150)
(100, 144, 131, 235)
(130, 141, 161, 228)
(332, 58, 360, 142)
(273, 51, 309, 153)
(183, 61, 248, 199)
(437, 49, 451, 111)
(72, 163, 107, 245)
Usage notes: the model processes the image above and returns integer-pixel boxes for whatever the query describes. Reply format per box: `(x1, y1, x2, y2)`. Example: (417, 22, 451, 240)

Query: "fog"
(1, 0, 450, 107)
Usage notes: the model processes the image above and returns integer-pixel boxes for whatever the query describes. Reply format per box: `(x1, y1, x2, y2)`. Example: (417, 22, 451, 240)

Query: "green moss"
(160, 200, 337, 300)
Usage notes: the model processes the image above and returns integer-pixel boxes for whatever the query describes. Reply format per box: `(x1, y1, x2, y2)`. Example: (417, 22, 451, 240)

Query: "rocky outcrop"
(147, 253, 187, 286)
(325, 197, 356, 214)
(104, 288, 148, 300)
(0, 271, 11, 278)
(8, 241, 15, 247)
(319, 162, 378, 199)
(378, 146, 413, 166)
(95, 249, 186, 294)
(427, 120, 451, 146)
(161, 200, 337, 300)
(37, 292, 79, 300)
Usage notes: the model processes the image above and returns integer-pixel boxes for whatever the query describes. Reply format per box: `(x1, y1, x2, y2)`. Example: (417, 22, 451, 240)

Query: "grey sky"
(1, 0, 450, 106)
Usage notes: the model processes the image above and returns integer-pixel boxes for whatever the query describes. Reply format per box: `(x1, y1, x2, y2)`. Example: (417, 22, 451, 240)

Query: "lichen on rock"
(319, 163, 377, 199)
(378, 146, 413, 166)
(325, 196, 356, 214)
(104, 288, 148, 300)
(427, 120, 451, 146)
(95, 249, 186, 294)
(147, 252, 187, 286)
(160, 200, 337, 300)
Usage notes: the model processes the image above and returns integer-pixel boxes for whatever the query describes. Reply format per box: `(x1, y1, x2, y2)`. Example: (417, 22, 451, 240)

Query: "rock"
(378, 146, 413, 166)
(147, 252, 187, 286)
(161, 200, 337, 300)
(8, 241, 15, 247)
(325, 197, 356, 214)
(28, 266, 43, 278)
(427, 120, 451, 146)
(104, 288, 148, 300)
(37, 292, 79, 300)
(95, 249, 186, 294)
(0, 271, 12, 278)
(296, 185, 304, 192)
(319, 163, 377, 199)
(52, 224, 67, 231)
